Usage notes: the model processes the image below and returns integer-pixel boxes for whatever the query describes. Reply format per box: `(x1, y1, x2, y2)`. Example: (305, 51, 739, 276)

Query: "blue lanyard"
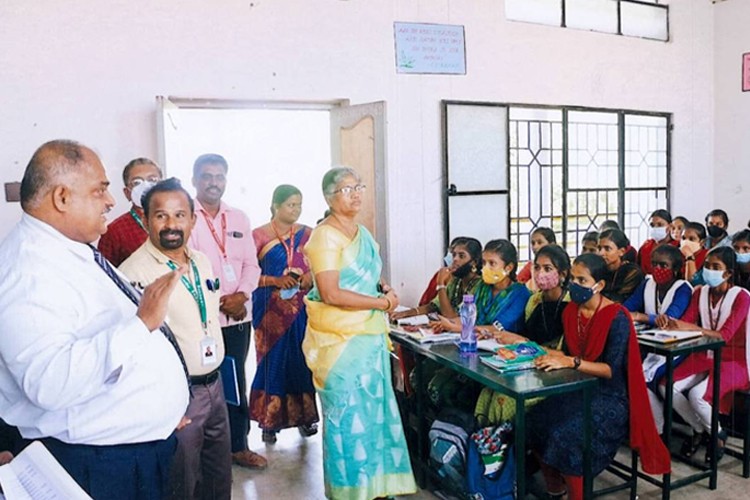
(129, 208, 146, 231)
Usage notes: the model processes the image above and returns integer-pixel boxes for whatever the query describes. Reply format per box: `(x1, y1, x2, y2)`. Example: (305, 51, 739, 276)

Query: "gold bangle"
(382, 296, 392, 311)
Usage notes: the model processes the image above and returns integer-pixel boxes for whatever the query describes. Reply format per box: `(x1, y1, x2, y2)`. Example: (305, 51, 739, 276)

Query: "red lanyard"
(271, 221, 296, 269)
(203, 212, 227, 258)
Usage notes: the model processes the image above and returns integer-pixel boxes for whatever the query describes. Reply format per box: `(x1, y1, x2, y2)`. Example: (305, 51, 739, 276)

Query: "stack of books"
(480, 341, 546, 373)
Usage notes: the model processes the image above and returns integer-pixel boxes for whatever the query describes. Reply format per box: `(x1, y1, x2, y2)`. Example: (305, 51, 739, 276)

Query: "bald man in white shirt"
(0, 140, 189, 499)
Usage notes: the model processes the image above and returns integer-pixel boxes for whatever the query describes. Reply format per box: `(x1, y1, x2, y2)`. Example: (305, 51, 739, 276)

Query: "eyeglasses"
(333, 184, 366, 196)
(128, 176, 160, 188)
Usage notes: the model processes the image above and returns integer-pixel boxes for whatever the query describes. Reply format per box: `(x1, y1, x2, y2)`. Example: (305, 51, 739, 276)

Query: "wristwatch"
(436, 284, 447, 291)
(685, 255, 695, 262)
(572, 356, 582, 370)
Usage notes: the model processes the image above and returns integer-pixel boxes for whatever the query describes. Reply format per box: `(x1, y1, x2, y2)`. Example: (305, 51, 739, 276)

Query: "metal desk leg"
(709, 346, 722, 490)
(516, 396, 527, 500)
(583, 383, 593, 498)
(662, 353, 675, 500)
(414, 352, 426, 488)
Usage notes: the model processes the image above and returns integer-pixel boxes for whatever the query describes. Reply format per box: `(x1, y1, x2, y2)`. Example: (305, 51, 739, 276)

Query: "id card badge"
(223, 262, 238, 283)
(200, 336, 218, 366)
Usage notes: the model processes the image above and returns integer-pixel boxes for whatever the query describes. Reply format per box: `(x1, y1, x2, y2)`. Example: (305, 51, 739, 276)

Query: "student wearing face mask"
(704, 209, 732, 250)
(392, 237, 482, 320)
(517, 227, 556, 290)
(474, 244, 571, 426)
(433, 239, 530, 335)
(681, 222, 709, 284)
(625, 245, 692, 327)
(597, 229, 644, 303)
(732, 230, 750, 291)
(654, 246, 750, 463)
(528, 253, 670, 500)
(637, 210, 679, 275)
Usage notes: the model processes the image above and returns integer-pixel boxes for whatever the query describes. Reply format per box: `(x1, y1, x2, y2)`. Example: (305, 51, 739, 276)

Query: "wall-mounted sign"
(394, 22, 466, 75)
(743, 52, 750, 92)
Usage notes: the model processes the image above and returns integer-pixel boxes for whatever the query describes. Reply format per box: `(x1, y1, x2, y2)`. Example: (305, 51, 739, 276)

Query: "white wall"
(0, 0, 715, 303)
(714, 0, 750, 232)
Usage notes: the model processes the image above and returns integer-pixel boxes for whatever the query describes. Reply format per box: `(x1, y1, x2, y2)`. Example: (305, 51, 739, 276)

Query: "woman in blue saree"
(250, 185, 319, 444)
(303, 167, 416, 500)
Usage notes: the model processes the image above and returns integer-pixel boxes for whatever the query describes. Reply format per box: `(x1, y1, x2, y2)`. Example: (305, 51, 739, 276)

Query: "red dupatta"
(562, 301, 671, 475)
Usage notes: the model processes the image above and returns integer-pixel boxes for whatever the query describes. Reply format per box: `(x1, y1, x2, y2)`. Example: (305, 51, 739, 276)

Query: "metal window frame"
(442, 100, 671, 255)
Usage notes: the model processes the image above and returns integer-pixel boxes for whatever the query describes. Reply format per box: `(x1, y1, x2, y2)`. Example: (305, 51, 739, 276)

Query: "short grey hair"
(322, 166, 360, 201)
(20, 140, 90, 211)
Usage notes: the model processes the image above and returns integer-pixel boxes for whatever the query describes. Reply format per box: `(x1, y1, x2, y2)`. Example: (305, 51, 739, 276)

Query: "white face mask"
(130, 181, 157, 208)
(650, 226, 668, 242)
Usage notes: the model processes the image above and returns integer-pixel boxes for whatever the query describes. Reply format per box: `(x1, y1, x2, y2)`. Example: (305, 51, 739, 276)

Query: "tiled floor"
(231, 425, 750, 499)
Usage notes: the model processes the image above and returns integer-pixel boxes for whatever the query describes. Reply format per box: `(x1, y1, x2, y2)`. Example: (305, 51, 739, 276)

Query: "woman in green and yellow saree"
(302, 167, 416, 500)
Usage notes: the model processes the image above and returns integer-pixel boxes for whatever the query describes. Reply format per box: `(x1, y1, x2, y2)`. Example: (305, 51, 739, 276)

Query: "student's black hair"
(705, 209, 729, 227)
(451, 237, 483, 271)
(599, 219, 621, 231)
(484, 239, 518, 281)
(582, 231, 599, 243)
(572, 253, 609, 284)
(535, 244, 571, 287)
(707, 246, 737, 284)
(652, 244, 684, 274)
(732, 229, 750, 246)
(531, 227, 557, 245)
(673, 216, 689, 227)
(684, 222, 707, 241)
(650, 209, 672, 224)
(598, 229, 630, 249)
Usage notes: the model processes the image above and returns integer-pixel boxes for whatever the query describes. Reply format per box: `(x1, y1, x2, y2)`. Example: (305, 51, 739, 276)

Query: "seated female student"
(432, 239, 530, 335)
(637, 209, 679, 275)
(600, 220, 637, 263)
(517, 226, 556, 289)
(732, 229, 750, 291)
(417, 237, 464, 306)
(528, 253, 669, 500)
(681, 222, 709, 284)
(671, 216, 689, 242)
(624, 244, 692, 327)
(581, 231, 599, 254)
(473, 245, 571, 425)
(653, 246, 750, 462)
(392, 237, 482, 320)
(598, 229, 644, 303)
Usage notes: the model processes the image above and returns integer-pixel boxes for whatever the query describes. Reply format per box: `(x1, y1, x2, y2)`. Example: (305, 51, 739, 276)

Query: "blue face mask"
(736, 252, 750, 265)
(568, 282, 598, 305)
(703, 269, 727, 288)
(444, 252, 454, 267)
(280, 286, 300, 300)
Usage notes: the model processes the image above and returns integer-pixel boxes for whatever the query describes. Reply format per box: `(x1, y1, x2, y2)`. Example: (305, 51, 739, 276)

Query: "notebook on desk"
(637, 329, 703, 344)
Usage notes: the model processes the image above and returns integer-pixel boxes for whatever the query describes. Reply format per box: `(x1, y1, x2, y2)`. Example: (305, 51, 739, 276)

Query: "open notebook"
(637, 329, 703, 344)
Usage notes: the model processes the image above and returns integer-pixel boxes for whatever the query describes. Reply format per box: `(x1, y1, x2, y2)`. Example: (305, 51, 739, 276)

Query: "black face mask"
(707, 225, 726, 239)
(452, 261, 475, 279)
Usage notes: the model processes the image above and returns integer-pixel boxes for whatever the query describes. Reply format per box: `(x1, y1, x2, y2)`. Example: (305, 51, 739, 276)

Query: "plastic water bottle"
(459, 294, 477, 354)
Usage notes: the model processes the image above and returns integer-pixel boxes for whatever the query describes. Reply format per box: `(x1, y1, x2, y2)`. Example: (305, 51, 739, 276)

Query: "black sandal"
(705, 429, 728, 464)
(680, 432, 706, 457)
(298, 423, 318, 437)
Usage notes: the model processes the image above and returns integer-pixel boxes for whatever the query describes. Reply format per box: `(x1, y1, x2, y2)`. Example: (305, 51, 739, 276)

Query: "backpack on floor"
(428, 408, 475, 492)
(466, 424, 516, 499)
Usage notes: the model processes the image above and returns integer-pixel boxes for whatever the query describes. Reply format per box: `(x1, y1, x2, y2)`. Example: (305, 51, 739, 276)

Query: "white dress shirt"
(0, 214, 189, 445)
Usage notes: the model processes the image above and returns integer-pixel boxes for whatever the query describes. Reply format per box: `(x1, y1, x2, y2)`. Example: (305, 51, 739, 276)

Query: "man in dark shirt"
(97, 158, 162, 266)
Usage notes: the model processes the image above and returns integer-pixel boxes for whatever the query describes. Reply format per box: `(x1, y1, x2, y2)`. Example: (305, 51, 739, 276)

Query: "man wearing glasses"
(98, 158, 163, 266)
